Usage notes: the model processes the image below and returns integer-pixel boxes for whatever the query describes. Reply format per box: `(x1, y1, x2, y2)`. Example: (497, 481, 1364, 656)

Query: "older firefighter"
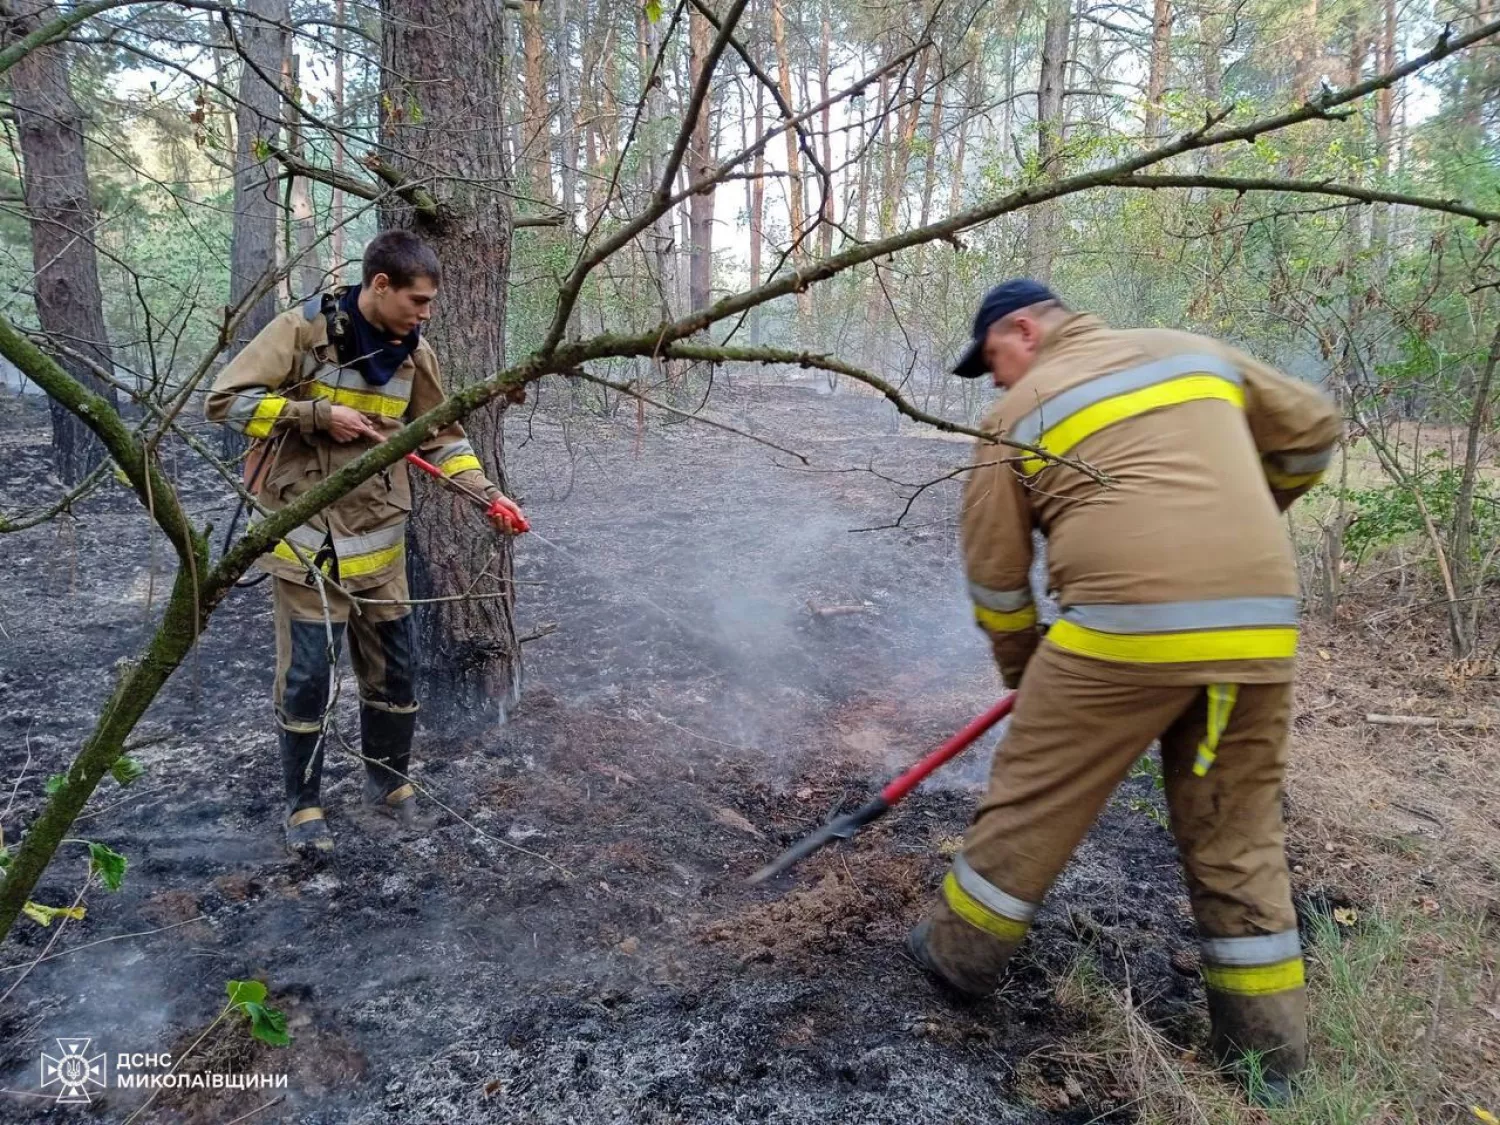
(906, 279, 1341, 1104)
(206, 231, 527, 859)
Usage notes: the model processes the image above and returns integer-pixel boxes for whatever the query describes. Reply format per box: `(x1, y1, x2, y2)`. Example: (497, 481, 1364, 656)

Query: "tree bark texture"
(3, 0, 118, 483)
(686, 4, 716, 312)
(771, 0, 810, 315)
(521, 0, 553, 205)
(1143, 0, 1171, 141)
(1025, 0, 1070, 283)
(381, 0, 520, 728)
(285, 50, 323, 301)
(225, 0, 289, 457)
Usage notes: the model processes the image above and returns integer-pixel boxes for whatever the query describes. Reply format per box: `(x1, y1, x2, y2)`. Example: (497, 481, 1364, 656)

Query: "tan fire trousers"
(925, 642, 1306, 1074)
(272, 572, 418, 733)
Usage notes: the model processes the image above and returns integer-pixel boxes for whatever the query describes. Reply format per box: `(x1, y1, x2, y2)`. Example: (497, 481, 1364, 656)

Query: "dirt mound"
(700, 851, 929, 964)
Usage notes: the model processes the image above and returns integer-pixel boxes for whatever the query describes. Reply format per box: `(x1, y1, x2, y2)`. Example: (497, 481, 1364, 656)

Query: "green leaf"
(22, 901, 86, 927)
(0, 845, 9, 870)
(251, 136, 272, 163)
(44, 773, 66, 796)
(112, 756, 145, 786)
(644, 0, 662, 22)
(226, 978, 268, 1007)
(243, 1001, 291, 1047)
(88, 842, 128, 892)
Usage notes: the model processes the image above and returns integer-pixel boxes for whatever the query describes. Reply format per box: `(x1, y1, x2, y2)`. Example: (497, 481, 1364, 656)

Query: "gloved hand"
(486, 494, 530, 535)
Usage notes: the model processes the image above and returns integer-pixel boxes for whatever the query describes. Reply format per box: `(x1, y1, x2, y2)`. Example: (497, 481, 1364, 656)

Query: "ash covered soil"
(3, 379, 1210, 1123)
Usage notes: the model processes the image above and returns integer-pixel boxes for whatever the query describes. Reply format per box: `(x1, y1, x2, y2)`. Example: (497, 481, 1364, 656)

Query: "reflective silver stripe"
(1063, 596, 1300, 635)
(310, 361, 414, 405)
(1011, 353, 1242, 446)
(1200, 930, 1302, 966)
(1269, 448, 1333, 474)
(250, 519, 325, 552)
(333, 524, 406, 558)
(430, 438, 476, 465)
(969, 581, 1033, 613)
(952, 854, 1038, 923)
(225, 388, 272, 428)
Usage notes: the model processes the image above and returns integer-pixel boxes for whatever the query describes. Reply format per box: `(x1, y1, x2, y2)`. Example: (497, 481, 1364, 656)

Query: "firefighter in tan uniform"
(206, 231, 527, 859)
(907, 279, 1341, 1104)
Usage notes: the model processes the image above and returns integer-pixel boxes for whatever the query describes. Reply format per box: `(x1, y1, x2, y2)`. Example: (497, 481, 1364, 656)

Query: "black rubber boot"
(281, 727, 333, 859)
(360, 705, 429, 830)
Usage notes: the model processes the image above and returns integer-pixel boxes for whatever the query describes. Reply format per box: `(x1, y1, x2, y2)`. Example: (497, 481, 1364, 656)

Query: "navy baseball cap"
(951, 278, 1058, 378)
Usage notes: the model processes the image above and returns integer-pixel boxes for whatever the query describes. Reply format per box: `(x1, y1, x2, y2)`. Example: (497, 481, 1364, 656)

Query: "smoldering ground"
(1, 379, 1197, 1123)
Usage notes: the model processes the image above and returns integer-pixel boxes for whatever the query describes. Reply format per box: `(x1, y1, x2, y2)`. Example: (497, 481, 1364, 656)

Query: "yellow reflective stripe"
(943, 872, 1030, 942)
(1264, 466, 1326, 491)
(1193, 683, 1240, 777)
(338, 541, 405, 578)
(440, 453, 483, 477)
(1020, 375, 1245, 474)
(975, 603, 1039, 634)
(1047, 618, 1298, 664)
(245, 395, 289, 439)
(1202, 957, 1305, 996)
(308, 381, 407, 419)
(272, 539, 332, 571)
(271, 539, 404, 579)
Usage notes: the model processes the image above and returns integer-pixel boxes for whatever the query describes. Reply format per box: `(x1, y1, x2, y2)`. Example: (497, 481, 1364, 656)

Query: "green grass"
(1047, 902, 1499, 1123)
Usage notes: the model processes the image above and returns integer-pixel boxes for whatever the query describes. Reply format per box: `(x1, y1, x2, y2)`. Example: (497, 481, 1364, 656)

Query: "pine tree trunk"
(521, 0, 553, 205)
(223, 0, 288, 458)
(771, 0, 810, 315)
(285, 51, 322, 300)
(817, 0, 834, 260)
(1024, 0, 1070, 283)
(3, 0, 118, 483)
(1143, 0, 1171, 142)
(687, 5, 716, 312)
(556, 0, 578, 224)
(331, 0, 348, 281)
(381, 0, 519, 728)
(750, 45, 765, 344)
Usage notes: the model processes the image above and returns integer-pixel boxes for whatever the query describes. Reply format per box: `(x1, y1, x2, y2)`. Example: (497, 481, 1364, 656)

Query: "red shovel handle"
(879, 693, 1015, 805)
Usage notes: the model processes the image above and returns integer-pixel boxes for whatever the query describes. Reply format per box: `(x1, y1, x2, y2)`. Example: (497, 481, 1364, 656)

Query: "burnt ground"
(3, 378, 1214, 1123)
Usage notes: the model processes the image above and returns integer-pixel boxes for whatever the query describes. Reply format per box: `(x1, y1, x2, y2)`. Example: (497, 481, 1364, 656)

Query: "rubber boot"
(360, 705, 430, 830)
(1206, 986, 1308, 1107)
(906, 903, 1023, 999)
(281, 726, 334, 859)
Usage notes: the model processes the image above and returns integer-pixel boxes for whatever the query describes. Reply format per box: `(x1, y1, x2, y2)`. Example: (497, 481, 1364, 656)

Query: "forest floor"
(0, 377, 1496, 1123)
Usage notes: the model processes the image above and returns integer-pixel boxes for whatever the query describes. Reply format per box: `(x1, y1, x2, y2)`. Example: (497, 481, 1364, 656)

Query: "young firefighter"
(907, 280, 1341, 1105)
(206, 231, 527, 859)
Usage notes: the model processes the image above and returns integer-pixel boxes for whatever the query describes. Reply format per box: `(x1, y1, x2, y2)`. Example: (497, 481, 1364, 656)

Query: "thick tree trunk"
(555, 0, 578, 225)
(642, 10, 678, 322)
(331, 0, 348, 281)
(750, 44, 765, 344)
(771, 0, 810, 315)
(686, 5, 716, 312)
(285, 51, 322, 300)
(1370, 0, 1397, 257)
(1024, 0, 1070, 283)
(224, 0, 288, 458)
(521, 0, 553, 206)
(817, 0, 834, 260)
(381, 0, 520, 727)
(1143, 0, 1171, 142)
(4, 0, 117, 482)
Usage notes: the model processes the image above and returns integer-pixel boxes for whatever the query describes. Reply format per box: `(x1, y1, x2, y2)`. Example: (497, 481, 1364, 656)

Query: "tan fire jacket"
(205, 292, 502, 591)
(962, 313, 1342, 690)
